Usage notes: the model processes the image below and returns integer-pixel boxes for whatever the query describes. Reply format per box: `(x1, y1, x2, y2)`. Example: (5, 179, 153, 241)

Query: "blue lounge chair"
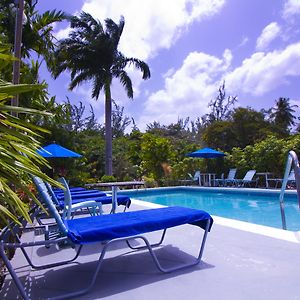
(53, 187, 107, 200)
(214, 168, 237, 187)
(0, 179, 213, 300)
(38, 177, 131, 214)
(51, 178, 107, 200)
(180, 171, 201, 185)
(267, 170, 296, 189)
(56, 177, 131, 217)
(52, 186, 86, 193)
(234, 170, 258, 187)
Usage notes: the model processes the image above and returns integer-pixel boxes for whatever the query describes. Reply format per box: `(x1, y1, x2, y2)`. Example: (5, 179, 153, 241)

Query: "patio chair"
(267, 170, 296, 189)
(57, 177, 132, 216)
(214, 168, 237, 187)
(52, 179, 107, 200)
(234, 170, 258, 187)
(32, 176, 131, 218)
(0, 178, 213, 300)
(180, 171, 201, 185)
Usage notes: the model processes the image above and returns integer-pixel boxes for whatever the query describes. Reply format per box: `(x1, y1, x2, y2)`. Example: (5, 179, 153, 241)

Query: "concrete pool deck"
(1, 201, 300, 300)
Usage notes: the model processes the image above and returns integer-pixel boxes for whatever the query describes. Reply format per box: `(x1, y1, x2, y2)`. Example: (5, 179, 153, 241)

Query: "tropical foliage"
(0, 0, 67, 65)
(0, 3, 300, 226)
(268, 97, 298, 135)
(0, 78, 61, 224)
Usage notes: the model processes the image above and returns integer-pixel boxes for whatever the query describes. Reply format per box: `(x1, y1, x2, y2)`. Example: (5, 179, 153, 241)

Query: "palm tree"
(51, 12, 151, 175)
(269, 97, 297, 134)
(0, 0, 66, 65)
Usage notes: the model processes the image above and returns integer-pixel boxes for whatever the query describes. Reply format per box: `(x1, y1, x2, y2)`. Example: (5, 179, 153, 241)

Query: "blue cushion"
(65, 206, 213, 244)
(53, 187, 86, 193)
(58, 195, 131, 209)
(55, 191, 107, 201)
(54, 189, 103, 196)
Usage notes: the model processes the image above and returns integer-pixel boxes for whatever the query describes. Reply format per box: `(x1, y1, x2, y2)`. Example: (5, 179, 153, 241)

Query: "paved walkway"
(1, 203, 300, 300)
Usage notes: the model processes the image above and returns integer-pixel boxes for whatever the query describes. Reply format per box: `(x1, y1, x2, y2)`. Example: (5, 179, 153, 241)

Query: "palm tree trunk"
(105, 84, 113, 175)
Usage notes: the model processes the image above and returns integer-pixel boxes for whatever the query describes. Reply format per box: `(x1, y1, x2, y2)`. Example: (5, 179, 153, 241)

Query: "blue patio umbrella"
(37, 143, 82, 158)
(187, 147, 225, 158)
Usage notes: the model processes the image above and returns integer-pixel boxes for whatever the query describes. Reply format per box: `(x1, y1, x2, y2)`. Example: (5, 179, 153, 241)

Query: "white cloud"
(283, 0, 300, 19)
(290, 98, 300, 107)
(137, 49, 232, 127)
(226, 42, 300, 96)
(80, 0, 225, 60)
(53, 0, 226, 126)
(55, 26, 72, 40)
(256, 22, 281, 51)
(238, 36, 249, 48)
(137, 41, 300, 129)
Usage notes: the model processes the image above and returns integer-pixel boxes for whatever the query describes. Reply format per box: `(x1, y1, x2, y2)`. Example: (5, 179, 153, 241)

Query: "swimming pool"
(121, 187, 300, 231)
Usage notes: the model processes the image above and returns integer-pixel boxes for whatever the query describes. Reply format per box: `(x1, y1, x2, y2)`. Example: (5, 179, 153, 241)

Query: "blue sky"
(36, 0, 300, 131)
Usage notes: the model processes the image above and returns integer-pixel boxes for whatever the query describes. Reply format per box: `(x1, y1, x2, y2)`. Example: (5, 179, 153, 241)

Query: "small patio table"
(199, 173, 216, 187)
(85, 181, 145, 213)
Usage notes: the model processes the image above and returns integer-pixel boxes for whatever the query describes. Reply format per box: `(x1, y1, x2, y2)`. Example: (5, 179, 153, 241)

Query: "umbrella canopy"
(187, 147, 225, 158)
(37, 143, 82, 158)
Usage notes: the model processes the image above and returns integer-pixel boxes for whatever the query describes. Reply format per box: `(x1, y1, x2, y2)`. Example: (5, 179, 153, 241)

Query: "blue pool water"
(122, 187, 300, 231)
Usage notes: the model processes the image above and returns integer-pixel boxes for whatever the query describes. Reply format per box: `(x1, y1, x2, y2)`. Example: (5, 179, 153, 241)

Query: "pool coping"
(119, 186, 300, 244)
(124, 185, 298, 196)
(131, 199, 300, 244)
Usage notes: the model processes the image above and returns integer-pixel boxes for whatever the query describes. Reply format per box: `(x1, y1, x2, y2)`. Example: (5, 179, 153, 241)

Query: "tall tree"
(204, 81, 237, 125)
(51, 12, 150, 175)
(269, 97, 297, 135)
(112, 100, 131, 138)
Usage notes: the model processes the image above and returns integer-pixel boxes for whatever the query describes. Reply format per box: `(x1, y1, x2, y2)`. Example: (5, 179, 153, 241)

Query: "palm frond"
(123, 57, 151, 79)
(0, 84, 44, 100)
(105, 16, 125, 48)
(0, 76, 63, 225)
(34, 10, 68, 31)
(112, 69, 133, 98)
(92, 74, 107, 99)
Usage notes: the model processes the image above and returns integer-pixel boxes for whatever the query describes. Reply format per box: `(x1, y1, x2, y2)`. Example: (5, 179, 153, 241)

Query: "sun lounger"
(53, 186, 86, 193)
(214, 168, 237, 187)
(57, 177, 131, 218)
(0, 179, 213, 300)
(267, 170, 296, 189)
(51, 178, 107, 200)
(180, 171, 201, 185)
(54, 189, 107, 200)
(234, 170, 258, 187)
(36, 177, 131, 215)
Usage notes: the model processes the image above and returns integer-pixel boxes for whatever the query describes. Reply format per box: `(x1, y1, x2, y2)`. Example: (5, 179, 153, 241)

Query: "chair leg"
(48, 221, 211, 300)
(20, 244, 83, 270)
(14, 234, 83, 270)
(126, 229, 167, 250)
(0, 243, 30, 300)
(2, 220, 211, 300)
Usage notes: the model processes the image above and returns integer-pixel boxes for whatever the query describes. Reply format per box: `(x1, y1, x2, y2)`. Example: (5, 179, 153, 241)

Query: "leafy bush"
(142, 175, 158, 188)
(100, 175, 117, 182)
(225, 134, 300, 178)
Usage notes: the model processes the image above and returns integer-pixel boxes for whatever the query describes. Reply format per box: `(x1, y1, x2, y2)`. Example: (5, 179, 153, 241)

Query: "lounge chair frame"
(0, 176, 212, 299)
(233, 170, 258, 187)
(214, 168, 237, 187)
(0, 217, 211, 300)
(180, 171, 201, 185)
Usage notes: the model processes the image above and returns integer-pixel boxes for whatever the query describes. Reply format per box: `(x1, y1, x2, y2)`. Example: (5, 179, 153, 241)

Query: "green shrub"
(142, 176, 158, 188)
(100, 175, 117, 182)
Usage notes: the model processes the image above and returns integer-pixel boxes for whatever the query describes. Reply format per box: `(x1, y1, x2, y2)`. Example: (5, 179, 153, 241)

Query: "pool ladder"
(279, 150, 300, 230)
